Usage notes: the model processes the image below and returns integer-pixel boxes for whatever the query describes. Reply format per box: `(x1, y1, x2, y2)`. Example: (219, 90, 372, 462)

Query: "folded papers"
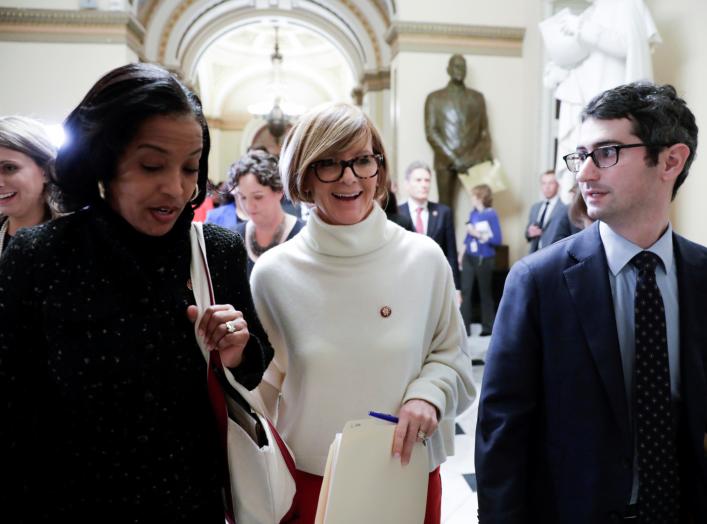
(315, 418, 429, 524)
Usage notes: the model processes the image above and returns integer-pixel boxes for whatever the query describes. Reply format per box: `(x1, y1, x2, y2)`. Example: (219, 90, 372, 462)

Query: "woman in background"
(250, 102, 474, 524)
(205, 180, 244, 227)
(549, 183, 593, 244)
(0, 63, 272, 521)
(460, 183, 502, 337)
(230, 148, 305, 276)
(0, 116, 58, 255)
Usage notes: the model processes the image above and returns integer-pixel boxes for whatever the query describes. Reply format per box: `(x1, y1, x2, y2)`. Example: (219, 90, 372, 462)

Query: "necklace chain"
(247, 218, 285, 258)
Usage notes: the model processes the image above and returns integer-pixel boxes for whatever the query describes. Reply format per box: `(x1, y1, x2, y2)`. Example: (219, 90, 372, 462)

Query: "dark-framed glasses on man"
(563, 143, 668, 174)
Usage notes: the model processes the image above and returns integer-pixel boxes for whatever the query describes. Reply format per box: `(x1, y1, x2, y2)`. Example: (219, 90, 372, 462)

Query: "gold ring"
(225, 320, 238, 333)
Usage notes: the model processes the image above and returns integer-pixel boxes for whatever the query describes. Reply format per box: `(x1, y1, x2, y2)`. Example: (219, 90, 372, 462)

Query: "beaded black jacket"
(0, 202, 273, 522)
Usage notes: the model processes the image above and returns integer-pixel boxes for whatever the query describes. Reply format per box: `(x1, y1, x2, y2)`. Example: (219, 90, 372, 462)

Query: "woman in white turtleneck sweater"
(250, 103, 475, 524)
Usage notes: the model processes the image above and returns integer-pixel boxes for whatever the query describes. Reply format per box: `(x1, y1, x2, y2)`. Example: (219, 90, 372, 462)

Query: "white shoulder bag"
(189, 222, 297, 524)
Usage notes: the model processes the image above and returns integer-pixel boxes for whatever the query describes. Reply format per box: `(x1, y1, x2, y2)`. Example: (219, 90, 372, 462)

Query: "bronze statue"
(425, 54, 492, 209)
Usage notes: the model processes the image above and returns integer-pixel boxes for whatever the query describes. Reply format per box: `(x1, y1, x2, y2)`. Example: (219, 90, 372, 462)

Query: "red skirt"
(285, 466, 442, 524)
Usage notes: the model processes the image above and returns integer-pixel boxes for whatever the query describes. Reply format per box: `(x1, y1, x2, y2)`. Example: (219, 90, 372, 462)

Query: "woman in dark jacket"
(0, 63, 273, 522)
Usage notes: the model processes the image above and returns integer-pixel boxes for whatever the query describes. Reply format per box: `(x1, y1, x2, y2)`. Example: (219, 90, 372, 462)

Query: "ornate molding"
(0, 7, 145, 57)
(157, 0, 388, 73)
(141, 0, 162, 28)
(207, 114, 251, 131)
(385, 21, 525, 57)
(362, 69, 390, 92)
(158, 0, 195, 62)
(340, 0, 382, 68)
(369, 0, 391, 26)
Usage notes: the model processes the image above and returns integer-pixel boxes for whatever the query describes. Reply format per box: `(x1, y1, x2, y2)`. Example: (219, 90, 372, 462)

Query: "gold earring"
(190, 186, 200, 203)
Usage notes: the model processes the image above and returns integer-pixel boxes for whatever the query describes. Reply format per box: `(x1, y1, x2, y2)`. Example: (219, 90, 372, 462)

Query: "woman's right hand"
(186, 304, 249, 368)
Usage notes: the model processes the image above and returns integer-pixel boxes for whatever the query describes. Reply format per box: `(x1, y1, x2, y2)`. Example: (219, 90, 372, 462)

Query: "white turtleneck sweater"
(250, 204, 475, 475)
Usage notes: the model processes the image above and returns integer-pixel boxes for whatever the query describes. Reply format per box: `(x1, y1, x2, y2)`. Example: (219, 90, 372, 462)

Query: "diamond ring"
(225, 320, 238, 333)
(417, 430, 427, 440)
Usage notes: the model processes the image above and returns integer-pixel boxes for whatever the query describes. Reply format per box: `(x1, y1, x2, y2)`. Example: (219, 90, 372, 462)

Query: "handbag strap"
(189, 222, 236, 524)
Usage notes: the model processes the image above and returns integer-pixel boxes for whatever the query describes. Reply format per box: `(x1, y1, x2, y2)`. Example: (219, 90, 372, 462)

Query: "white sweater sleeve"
(402, 256, 476, 420)
(249, 260, 288, 414)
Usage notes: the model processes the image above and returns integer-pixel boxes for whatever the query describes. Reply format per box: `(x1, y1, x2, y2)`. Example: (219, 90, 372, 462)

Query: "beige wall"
(648, 0, 707, 245)
(392, 2, 543, 263)
(397, 0, 528, 26)
(0, 1, 77, 8)
(0, 41, 136, 123)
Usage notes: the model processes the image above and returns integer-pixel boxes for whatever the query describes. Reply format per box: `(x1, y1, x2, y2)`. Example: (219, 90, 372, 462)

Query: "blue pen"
(368, 411, 399, 423)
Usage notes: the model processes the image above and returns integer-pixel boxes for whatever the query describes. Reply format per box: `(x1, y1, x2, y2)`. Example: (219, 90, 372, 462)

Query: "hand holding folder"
(315, 418, 430, 524)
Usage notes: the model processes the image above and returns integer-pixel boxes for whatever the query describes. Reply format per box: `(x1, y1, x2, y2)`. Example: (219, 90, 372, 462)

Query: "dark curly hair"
(227, 149, 282, 192)
(54, 62, 210, 211)
(582, 82, 698, 200)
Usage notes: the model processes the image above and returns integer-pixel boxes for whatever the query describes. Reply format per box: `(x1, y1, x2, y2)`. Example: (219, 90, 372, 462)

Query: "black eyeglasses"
(309, 154, 384, 183)
(563, 143, 669, 174)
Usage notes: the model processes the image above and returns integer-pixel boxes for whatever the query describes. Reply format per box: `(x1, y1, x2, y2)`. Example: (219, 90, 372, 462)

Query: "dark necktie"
(536, 200, 550, 228)
(632, 251, 680, 523)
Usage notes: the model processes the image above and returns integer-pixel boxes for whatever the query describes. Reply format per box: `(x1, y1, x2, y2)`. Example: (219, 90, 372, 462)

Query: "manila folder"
(315, 418, 429, 524)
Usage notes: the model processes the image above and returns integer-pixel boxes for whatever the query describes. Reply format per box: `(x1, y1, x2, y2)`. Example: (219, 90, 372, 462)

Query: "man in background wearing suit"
(476, 82, 707, 523)
(525, 170, 567, 253)
(399, 161, 461, 304)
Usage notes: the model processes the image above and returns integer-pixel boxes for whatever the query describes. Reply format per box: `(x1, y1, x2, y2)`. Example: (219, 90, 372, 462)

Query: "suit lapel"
(399, 202, 412, 221)
(674, 236, 707, 458)
(427, 202, 439, 238)
(564, 224, 632, 449)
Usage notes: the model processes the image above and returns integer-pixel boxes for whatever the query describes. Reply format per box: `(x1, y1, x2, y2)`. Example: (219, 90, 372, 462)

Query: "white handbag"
(189, 222, 297, 524)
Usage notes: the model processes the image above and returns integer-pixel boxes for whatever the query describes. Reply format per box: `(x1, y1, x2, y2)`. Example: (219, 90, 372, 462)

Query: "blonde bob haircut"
(279, 102, 388, 204)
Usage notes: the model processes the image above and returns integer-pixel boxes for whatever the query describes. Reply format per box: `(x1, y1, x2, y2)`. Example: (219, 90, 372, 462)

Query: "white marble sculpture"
(541, 0, 661, 193)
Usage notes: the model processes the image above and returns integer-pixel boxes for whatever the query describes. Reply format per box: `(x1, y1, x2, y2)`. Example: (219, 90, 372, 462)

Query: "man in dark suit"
(399, 161, 461, 301)
(476, 82, 707, 523)
(525, 170, 568, 253)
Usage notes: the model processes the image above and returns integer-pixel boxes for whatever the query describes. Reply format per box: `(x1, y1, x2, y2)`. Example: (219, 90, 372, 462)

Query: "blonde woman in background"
(0, 116, 58, 255)
(250, 102, 475, 524)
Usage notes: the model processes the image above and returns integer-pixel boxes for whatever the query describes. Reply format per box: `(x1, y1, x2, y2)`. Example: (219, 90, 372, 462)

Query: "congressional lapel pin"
(380, 306, 392, 318)
(432, 210, 438, 216)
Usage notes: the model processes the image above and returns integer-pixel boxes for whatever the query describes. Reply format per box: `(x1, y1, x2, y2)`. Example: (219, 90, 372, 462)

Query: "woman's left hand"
(392, 399, 439, 466)
(186, 304, 249, 368)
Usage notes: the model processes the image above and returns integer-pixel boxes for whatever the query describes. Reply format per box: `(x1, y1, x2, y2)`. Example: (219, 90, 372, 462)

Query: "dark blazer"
(475, 223, 707, 523)
(546, 208, 582, 245)
(525, 199, 568, 253)
(399, 200, 461, 289)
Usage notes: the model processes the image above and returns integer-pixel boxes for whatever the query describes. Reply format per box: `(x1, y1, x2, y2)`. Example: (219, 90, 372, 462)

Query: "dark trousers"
(433, 162, 459, 210)
(460, 253, 495, 335)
